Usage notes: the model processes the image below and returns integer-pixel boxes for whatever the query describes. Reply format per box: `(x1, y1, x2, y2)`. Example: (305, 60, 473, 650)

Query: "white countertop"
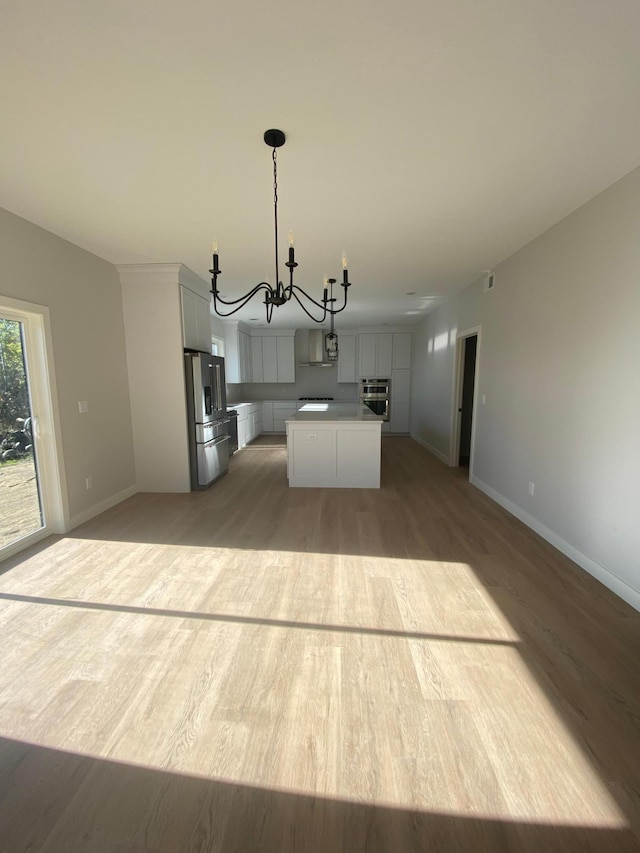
(288, 402, 383, 422)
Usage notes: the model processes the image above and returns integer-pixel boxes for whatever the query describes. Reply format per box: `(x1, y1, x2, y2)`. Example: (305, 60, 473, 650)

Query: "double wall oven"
(360, 378, 390, 421)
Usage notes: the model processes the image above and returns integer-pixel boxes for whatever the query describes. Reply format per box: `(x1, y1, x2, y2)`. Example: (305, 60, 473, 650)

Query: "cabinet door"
(248, 411, 257, 441)
(238, 418, 249, 449)
(195, 294, 212, 353)
(358, 334, 377, 376)
(251, 337, 264, 382)
(240, 331, 252, 382)
(390, 402, 410, 433)
(337, 334, 357, 383)
(290, 428, 336, 486)
(276, 336, 295, 382)
(392, 333, 412, 369)
(262, 337, 278, 382)
(224, 328, 241, 383)
(180, 286, 198, 350)
(273, 402, 296, 433)
(376, 334, 393, 376)
(253, 410, 263, 437)
(391, 369, 411, 403)
(262, 402, 274, 431)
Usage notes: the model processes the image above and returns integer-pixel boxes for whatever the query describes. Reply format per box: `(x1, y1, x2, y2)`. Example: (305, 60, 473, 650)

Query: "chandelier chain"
(272, 147, 280, 292)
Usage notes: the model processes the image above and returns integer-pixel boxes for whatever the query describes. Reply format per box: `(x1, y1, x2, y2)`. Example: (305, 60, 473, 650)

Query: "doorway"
(451, 328, 480, 474)
(0, 299, 65, 560)
(458, 334, 477, 466)
(0, 316, 43, 548)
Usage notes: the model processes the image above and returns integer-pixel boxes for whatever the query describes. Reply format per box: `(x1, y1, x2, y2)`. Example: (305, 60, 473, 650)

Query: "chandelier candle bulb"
(212, 237, 220, 274)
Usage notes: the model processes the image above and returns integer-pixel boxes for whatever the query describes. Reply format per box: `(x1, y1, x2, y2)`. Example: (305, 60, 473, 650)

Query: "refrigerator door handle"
(204, 434, 230, 448)
(215, 364, 223, 413)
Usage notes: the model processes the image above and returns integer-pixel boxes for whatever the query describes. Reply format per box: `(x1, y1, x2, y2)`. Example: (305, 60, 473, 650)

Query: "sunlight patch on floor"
(0, 539, 628, 829)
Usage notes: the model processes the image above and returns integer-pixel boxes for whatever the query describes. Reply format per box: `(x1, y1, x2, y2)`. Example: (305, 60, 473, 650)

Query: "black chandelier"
(210, 129, 351, 325)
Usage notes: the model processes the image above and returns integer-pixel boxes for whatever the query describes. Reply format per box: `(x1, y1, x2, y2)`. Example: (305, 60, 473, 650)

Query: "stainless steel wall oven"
(360, 378, 390, 421)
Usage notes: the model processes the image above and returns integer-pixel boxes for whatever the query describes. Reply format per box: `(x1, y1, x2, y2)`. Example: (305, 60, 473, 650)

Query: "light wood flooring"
(0, 435, 639, 852)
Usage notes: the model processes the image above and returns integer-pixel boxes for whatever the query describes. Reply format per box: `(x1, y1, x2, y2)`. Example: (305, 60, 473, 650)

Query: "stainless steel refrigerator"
(184, 352, 230, 489)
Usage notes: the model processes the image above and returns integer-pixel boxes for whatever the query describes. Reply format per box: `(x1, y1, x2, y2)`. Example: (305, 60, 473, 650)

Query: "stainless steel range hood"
(296, 329, 335, 367)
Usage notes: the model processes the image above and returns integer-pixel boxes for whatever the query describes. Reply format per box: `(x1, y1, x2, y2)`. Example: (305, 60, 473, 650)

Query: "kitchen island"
(286, 402, 383, 488)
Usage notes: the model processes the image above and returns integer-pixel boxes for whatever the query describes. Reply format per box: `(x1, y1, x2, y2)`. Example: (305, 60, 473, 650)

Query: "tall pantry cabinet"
(357, 331, 412, 433)
(119, 263, 212, 492)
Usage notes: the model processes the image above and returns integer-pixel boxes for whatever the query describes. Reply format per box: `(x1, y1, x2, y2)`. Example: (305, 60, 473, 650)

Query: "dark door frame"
(450, 325, 481, 476)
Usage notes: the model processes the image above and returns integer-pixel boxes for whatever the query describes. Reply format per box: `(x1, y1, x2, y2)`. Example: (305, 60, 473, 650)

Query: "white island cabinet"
(286, 403, 382, 488)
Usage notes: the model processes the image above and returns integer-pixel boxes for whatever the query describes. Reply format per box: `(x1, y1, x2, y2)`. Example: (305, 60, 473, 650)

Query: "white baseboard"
(410, 433, 450, 465)
(470, 475, 640, 614)
(66, 485, 138, 532)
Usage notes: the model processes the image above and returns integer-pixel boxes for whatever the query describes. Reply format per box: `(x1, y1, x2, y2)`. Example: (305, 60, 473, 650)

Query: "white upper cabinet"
(337, 334, 357, 383)
(377, 334, 393, 375)
(240, 331, 252, 382)
(245, 333, 295, 383)
(392, 333, 412, 369)
(251, 337, 264, 382)
(276, 336, 295, 382)
(262, 337, 279, 382)
(358, 334, 377, 376)
(226, 328, 294, 384)
(180, 285, 211, 353)
(358, 333, 393, 377)
(225, 325, 253, 383)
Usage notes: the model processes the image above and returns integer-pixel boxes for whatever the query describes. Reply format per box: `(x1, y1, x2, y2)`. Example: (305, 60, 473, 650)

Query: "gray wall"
(411, 166, 640, 610)
(0, 208, 135, 525)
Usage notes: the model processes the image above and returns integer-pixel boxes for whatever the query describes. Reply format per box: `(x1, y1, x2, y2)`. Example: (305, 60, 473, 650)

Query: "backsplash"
(227, 369, 358, 403)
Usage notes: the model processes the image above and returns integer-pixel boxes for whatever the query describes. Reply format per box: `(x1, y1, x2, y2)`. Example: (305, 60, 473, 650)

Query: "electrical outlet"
(528, 481, 535, 496)
(85, 476, 93, 491)
(78, 400, 89, 414)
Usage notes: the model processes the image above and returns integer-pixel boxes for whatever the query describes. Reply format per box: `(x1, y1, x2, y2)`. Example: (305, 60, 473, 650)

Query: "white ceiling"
(2, 0, 640, 329)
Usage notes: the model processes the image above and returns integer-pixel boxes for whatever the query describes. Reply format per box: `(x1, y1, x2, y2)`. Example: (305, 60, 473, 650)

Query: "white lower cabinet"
(249, 406, 262, 440)
(236, 406, 249, 449)
(272, 401, 297, 433)
(262, 401, 274, 431)
(233, 402, 263, 449)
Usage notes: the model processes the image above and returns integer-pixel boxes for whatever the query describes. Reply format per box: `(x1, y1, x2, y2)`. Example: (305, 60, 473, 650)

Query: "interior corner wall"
(410, 166, 640, 610)
(0, 208, 136, 526)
